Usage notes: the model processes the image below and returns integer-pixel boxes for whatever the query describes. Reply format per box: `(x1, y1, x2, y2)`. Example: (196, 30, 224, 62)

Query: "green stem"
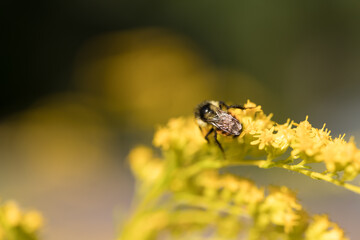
(119, 160, 174, 240)
(220, 160, 360, 195)
(221, 160, 267, 167)
(278, 164, 360, 194)
(118, 183, 165, 240)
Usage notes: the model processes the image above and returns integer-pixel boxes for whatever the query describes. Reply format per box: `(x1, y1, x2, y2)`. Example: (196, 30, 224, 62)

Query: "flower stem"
(220, 160, 360, 195)
(278, 164, 360, 194)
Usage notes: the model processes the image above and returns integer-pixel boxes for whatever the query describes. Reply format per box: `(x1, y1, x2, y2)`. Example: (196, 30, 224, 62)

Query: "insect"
(194, 100, 246, 156)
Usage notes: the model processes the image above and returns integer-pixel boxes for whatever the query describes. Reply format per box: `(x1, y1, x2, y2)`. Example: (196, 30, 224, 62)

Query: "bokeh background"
(2, 1, 360, 240)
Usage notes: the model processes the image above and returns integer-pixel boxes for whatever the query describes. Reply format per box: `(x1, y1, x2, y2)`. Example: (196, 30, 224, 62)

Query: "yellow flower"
(319, 137, 360, 179)
(194, 171, 264, 206)
(244, 99, 258, 109)
(153, 117, 206, 157)
(195, 171, 222, 190)
(241, 113, 274, 137)
(2, 201, 21, 227)
(0, 200, 43, 239)
(232, 180, 264, 211)
(251, 126, 275, 150)
(305, 215, 348, 240)
(22, 210, 43, 233)
(272, 119, 294, 150)
(291, 117, 331, 160)
(0, 226, 4, 240)
(221, 174, 264, 205)
(250, 119, 294, 157)
(229, 100, 272, 136)
(128, 146, 164, 183)
(258, 186, 305, 233)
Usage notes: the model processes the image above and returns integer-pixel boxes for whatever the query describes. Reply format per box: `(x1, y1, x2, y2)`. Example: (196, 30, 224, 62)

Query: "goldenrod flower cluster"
(238, 101, 360, 181)
(120, 100, 356, 239)
(0, 199, 43, 240)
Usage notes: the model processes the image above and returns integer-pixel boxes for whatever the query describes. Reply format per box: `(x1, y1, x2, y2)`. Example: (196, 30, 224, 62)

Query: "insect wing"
(209, 112, 242, 136)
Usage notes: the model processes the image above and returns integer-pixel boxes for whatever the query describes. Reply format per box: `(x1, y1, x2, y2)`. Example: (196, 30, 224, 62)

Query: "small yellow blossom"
(319, 137, 360, 180)
(128, 146, 164, 183)
(244, 99, 259, 109)
(193, 170, 265, 214)
(241, 113, 274, 136)
(22, 210, 43, 233)
(291, 117, 332, 162)
(3, 201, 21, 226)
(0, 200, 43, 240)
(272, 119, 294, 150)
(153, 117, 206, 158)
(251, 126, 275, 150)
(195, 170, 221, 189)
(229, 100, 273, 137)
(291, 117, 318, 157)
(305, 215, 348, 240)
(258, 186, 305, 233)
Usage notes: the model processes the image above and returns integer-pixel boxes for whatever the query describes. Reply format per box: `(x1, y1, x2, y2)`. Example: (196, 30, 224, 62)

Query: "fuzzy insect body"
(195, 100, 246, 157)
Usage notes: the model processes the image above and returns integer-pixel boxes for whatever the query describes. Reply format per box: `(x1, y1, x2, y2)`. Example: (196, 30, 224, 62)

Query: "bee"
(195, 100, 246, 156)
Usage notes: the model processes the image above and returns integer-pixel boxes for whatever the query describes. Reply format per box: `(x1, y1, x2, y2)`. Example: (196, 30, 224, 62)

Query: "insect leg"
(198, 126, 203, 134)
(204, 128, 214, 143)
(213, 130, 225, 154)
(219, 101, 246, 110)
(218, 101, 227, 109)
(228, 104, 246, 110)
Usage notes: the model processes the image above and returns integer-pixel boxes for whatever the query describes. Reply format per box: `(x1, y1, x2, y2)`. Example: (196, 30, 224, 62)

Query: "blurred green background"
(2, 1, 360, 240)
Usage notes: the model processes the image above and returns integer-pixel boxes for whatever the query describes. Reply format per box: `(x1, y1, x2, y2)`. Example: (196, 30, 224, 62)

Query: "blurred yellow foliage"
(305, 215, 348, 240)
(74, 29, 217, 128)
(0, 199, 43, 240)
(0, 94, 113, 184)
(22, 211, 43, 234)
(3, 201, 21, 227)
(128, 146, 164, 184)
(73, 28, 272, 129)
